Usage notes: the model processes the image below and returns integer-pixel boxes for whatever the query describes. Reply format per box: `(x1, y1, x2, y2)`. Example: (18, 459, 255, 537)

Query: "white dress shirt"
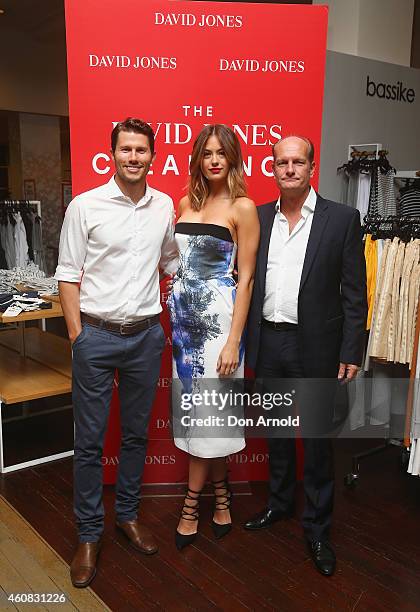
(262, 186, 317, 324)
(55, 176, 179, 323)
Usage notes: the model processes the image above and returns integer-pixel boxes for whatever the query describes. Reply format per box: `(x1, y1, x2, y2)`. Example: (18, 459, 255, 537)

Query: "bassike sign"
(366, 75, 416, 103)
(64, 0, 328, 484)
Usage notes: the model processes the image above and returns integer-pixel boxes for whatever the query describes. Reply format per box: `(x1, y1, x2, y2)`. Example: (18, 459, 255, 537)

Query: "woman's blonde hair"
(188, 124, 247, 211)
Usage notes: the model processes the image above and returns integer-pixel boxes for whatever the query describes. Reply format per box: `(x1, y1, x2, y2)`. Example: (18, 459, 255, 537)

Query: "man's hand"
(58, 281, 82, 346)
(337, 362, 359, 383)
(69, 327, 83, 346)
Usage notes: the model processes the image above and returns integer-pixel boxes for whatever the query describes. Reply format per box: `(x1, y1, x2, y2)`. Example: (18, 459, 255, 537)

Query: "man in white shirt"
(55, 118, 178, 588)
(245, 136, 367, 577)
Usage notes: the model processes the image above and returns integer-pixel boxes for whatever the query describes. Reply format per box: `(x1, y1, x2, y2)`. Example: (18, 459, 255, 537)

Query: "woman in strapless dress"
(167, 124, 259, 549)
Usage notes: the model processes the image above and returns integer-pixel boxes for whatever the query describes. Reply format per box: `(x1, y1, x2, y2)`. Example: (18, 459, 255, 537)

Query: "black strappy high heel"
(211, 478, 232, 539)
(175, 487, 201, 550)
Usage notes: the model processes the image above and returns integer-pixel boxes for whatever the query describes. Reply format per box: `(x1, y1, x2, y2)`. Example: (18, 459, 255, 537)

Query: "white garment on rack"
(407, 327, 420, 476)
(13, 213, 29, 268)
(369, 362, 392, 426)
(368, 362, 407, 430)
(348, 367, 366, 430)
(408, 439, 418, 474)
(356, 173, 371, 221)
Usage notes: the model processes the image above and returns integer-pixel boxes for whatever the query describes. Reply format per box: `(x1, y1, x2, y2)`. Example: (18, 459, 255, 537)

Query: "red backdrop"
(64, 0, 328, 484)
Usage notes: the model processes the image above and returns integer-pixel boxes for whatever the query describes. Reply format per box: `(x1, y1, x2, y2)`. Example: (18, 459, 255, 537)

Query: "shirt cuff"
(54, 266, 82, 283)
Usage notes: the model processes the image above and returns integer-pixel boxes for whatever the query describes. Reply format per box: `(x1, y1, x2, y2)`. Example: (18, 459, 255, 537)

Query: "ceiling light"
(0, 9, 5, 15)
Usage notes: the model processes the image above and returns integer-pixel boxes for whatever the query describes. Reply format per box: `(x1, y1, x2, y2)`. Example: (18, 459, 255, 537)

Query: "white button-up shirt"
(262, 186, 316, 324)
(55, 176, 179, 323)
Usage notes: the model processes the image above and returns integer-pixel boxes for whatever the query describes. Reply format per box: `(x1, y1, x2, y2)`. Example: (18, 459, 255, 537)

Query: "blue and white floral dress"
(168, 222, 245, 458)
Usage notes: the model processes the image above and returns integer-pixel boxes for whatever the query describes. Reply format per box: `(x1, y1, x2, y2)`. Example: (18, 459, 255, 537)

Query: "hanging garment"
(407, 258, 420, 368)
(399, 187, 420, 217)
(341, 171, 359, 207)
(388, 240, 406, 361)
(32, 214, 46, 272)
(398, 241, 419, 365)
(408, 438, 420, 475)
(368, 166, 380, 216)
(369, 167, 397, 216)
(13, 212, 29, 268)
(356, 172, 371, 221)
(20, 208, 34, 261)
(395, 240, 414, 362)
(364, 234, 377, 330)
(0, 233, 6, 269)
(348, 366, 367, 431)
(407, 312, 420, 477)
(369, 237, 399, 359)
(365, 239, 389, 370)
(1, 217, 16, 269)
(369, 362, 408, 435)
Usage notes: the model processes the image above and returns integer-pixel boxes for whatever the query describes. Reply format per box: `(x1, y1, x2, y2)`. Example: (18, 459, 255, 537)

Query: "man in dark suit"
(244, 135, 367, 576)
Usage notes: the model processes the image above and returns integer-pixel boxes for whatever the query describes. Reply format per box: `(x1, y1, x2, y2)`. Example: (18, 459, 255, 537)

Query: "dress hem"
(173, 439, 246, 459)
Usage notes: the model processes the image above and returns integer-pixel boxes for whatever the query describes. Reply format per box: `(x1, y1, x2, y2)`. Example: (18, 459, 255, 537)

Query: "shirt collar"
(275, 186, 317, 218)
(106, 175, 153, 206)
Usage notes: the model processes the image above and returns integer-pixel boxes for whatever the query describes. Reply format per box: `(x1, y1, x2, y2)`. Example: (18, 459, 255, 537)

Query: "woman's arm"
(217, 198, 260, 375)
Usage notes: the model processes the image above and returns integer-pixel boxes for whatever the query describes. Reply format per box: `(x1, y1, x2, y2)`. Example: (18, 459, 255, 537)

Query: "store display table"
(0, 295, 62, 323)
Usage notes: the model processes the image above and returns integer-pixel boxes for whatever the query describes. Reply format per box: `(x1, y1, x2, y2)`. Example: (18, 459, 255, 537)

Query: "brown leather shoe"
(116, 519, 158, 555)
(70, 541, 101, 588)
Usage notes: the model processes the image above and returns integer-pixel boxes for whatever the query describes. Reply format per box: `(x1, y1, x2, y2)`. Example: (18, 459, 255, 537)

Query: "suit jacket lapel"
(299, 195, 329, 292)
(258, 203, 276, 296)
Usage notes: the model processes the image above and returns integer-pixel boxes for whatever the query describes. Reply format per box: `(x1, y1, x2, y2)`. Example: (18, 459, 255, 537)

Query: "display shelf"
(0, 306, 73, 473)
(0, 328, 71, 379)
(0, 344, 71, 404)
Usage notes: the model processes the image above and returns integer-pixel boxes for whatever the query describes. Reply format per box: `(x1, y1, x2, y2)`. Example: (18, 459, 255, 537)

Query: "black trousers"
(256, 325, 334, 542)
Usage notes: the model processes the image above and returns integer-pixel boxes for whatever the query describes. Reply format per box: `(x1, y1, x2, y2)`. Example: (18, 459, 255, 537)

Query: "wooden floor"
(1, 441, 420, 612)
(0, 497, 109, 611)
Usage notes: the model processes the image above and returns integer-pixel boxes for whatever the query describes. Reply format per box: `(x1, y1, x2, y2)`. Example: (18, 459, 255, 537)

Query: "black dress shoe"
(244, 508, 292, 530)
(309, 541, 336, 576)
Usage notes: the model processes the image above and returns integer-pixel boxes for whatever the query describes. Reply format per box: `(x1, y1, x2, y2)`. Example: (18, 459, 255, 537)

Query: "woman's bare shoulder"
(233, 196, 257, 212)
(178, 195, 191, 214)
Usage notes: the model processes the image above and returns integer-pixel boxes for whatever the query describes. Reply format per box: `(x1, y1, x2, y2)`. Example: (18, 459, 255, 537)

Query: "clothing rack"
(0, 200, 41, 217)
(345, 214, 419, 487)
(338, 146, 394, 177)
(0, 200, 44, 273)
(363, 214, 420, 240)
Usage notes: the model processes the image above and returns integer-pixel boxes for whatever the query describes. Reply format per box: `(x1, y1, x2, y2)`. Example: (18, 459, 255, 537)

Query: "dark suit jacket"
(246, 193, 367, 378)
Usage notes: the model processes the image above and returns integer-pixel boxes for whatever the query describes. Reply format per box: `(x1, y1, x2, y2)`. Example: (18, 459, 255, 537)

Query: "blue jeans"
(71, 321, 165, 542)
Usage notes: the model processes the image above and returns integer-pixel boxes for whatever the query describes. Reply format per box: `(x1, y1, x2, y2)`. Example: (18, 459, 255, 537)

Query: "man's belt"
(262, 318, 298, 331)
(81, 313, 160, 335)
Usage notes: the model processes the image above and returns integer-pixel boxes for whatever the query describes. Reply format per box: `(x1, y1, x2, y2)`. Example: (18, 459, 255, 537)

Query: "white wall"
(358, 0, 415, 66)
(314, 0, 360, 55)
(314, 0, 415, 66)
(319, 52, 420, 202)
